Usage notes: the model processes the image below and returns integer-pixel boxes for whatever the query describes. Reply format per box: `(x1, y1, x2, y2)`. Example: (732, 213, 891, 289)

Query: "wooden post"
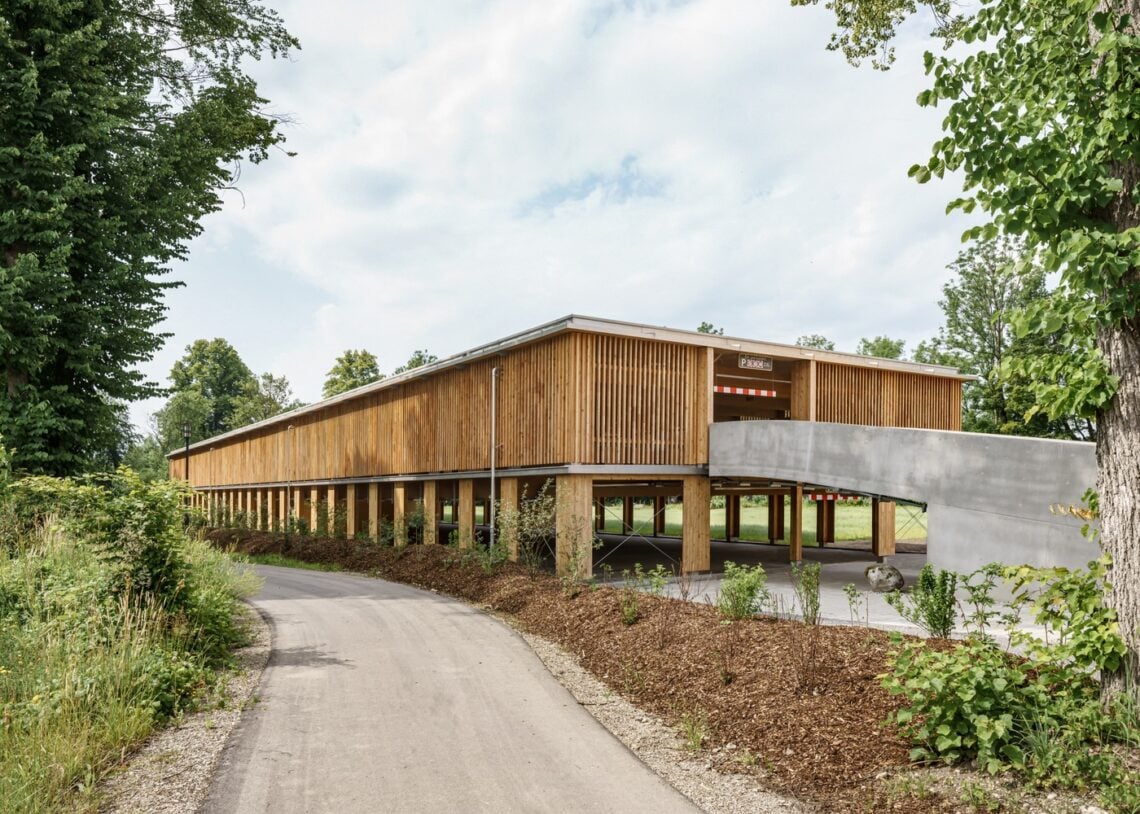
(682, 476, 711, 573)
(555, 474, 593, 578)
(422, 480, 438, 545)
(326, 486, 337, 537)
(256, 489, 265, 530)
(824, 500, 836, 544)
(344, 483, 357, 539)
(458, 479, 474, 548)
(499, 477, 519, 560)
(815, 499, 827, 546)
(653, 496, 666, 536)
(263, 489, 274, 531)
(727, 494, 741, 541)
(277, 487, 287, 531)
(367, 483, 380, 540)
(393, 483, 408, 547)
(789, 483, 804, 562)
(872, 499, 896, 559)
(594, 498, 605, 531)
(309, 486, 320, 533)
(768, 494, 786, 542)
(622, 496, 635, 533)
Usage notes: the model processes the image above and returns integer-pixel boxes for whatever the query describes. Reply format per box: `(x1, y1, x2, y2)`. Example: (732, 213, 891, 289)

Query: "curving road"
(202, 565, 699, 813)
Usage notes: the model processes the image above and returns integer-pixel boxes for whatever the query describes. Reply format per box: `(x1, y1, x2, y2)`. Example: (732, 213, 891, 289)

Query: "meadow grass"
(0, 471, 259, 813)
(245, 552, 343, 571)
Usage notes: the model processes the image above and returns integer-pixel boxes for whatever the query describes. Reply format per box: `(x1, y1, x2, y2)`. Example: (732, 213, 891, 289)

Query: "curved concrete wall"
(710, 422, 1099, 573)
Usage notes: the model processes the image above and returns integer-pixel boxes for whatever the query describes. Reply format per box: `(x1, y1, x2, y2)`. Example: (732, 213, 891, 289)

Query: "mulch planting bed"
(207, 530, 994, 812)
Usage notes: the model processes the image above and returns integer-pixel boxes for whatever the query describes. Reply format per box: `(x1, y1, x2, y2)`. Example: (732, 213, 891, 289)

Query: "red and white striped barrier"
(807, 493, 862, 502)
(713, 385, 778, 398)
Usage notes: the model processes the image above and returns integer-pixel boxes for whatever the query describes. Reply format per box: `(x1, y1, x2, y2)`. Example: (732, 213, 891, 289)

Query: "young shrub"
(716, 561, 769, 620)
(886, 564, 958, 638)
(790, 561, 821, 625)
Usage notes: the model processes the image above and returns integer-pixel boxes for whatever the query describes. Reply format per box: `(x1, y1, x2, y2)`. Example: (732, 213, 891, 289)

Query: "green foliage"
(791, 561, 822, 625)
(0, 0, 298, 478)
(496, 480, 557, 571)
(0, 457, 258, 810)
(793, 334, 835, 351)
(855, 335, 905, 359)
(619, 563, 670, 625)
(393, 349, 439, 375)
(323, 349, 384, 398)
(886, 564, 958, 638)
(230, 373, 303, 428)
(168, 340, 256, 437)
(883, 560, 1137, 800)
(717, 561, 770, 620)
(790, 0, 961, 69)
(696, 321, 725, 335)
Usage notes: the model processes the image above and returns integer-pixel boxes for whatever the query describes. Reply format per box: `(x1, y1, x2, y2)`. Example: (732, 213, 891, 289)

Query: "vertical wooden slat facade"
(173, 322, 966, 489)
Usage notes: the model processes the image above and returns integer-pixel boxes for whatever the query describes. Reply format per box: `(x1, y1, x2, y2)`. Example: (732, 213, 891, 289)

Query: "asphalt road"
(202, 565, 699, 813)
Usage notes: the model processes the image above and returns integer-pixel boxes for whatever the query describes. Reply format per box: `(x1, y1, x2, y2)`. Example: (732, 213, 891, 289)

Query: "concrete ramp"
(710, 422, 1099, 573)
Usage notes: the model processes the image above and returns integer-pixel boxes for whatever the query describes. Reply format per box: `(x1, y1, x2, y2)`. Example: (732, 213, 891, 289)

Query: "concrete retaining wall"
(710, 422, 1099, 573)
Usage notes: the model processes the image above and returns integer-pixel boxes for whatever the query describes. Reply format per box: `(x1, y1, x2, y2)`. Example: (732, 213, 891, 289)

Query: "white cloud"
(132, 0, 976, 431)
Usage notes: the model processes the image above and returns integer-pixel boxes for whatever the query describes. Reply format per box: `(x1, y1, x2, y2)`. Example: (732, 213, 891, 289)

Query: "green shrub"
(886, 564, 958, 638)
(717, 561, 769, 620)
(791, 561, 821, 625)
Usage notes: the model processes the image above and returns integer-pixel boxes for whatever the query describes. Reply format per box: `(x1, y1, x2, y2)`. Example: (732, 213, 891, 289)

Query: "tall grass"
(0, 461, 259, 813)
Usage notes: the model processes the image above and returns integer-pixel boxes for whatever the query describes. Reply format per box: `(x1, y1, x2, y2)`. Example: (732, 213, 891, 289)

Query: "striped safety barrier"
(807, 493, 862, 502)
(713, 385, 778, 398)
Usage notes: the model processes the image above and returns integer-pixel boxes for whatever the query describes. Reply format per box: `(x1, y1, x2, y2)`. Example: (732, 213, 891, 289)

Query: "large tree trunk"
(1098, 316, 1140, 699)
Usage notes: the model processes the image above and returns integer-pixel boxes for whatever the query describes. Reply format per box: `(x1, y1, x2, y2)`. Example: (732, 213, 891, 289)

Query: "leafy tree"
(855, 336, 906, 359)
(798, 0, 1140, 699)
(232, 373, 303, 426)
(123, 435, 171, 483)
(920, 239, 1095, 439)
(154, 388, 213, 454)
(0, 0, 296, 475)
(794, 334, 836, 351)
(394, 350, 439, 375)
(169, 339, 256, 435)
(323, 349, 383, 398)
(697, 322, 725, 335)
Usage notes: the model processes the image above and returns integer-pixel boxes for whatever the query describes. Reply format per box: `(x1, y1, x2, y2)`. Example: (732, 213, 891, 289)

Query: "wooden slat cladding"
(178, 334, 584, 487)
(587, 334, 707, 465)
(814, 362, 962, 430)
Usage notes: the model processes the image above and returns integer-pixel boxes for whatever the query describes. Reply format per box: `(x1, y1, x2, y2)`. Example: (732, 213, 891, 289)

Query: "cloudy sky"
(132, 0, 975, 431)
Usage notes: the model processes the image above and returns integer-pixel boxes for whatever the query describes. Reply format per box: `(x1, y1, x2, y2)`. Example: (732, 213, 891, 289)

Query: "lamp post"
(182, 422, 191, 482)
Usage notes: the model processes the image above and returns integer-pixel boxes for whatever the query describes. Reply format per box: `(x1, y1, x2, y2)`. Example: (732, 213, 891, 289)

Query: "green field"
(451, 499, 926, 545)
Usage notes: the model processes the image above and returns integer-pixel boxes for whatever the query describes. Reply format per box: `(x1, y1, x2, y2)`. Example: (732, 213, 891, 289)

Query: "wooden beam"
(594, 498, 605, 531)
(422, 480, 438, 546)
(727, 493, 741, 541)
(872, 499, 896, 558)
(824, 499, 835, 544)
(309, 486, 320, 534)
(681, 476, 711, 573)
(788, 483, 803, 562)
(393, 482, 408, 548)
(622, 496, 634, 533)
(458, 478, 474, 549)
(278, 486, 287, 530)
(368, 482, 380, 541)
(499, 477, 519, 560)
(555, 474, 593, 578)
(326, 486, 337, 538)
(654, 496, 666, 536)
(768, 494, 786, 542)
(255, 489, 265, 530)
(345, 483, 357, 539)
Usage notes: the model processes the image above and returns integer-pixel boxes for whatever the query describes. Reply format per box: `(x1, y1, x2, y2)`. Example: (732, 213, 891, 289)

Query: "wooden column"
(594, 498, 605, 531)
(768, 494, 786, 542)
(653, 496, 666, 536)
(815, 499, 827, 546)
(788, 483, 804, 562)
(823, 500, 836, 544)
(256, 489, 266, 530)
(309, 487, 319, 533)
(727, 494, 741, 541)
(499, 477, 519, 560)
(324, 486, 336, 537)
(393, 483, 408, 547)
(367, 483, 380, 540)
(622, 496, 635, 534)
(264, 489, 275, 531)
(681, 476, 711, 574)
(345, 484, 357, 539)
(422, 480, 438, 546)
(458, 479, 475, 549)
(872, 499, 896, 559)
(277, 487, 287, 530)
(246, 490, 255, 528)
(555, 474, 594, 578)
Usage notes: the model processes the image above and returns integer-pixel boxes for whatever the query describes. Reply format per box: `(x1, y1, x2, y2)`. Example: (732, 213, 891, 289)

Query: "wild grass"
(0, 466, 259, 813)
(245, 552, 344, 572)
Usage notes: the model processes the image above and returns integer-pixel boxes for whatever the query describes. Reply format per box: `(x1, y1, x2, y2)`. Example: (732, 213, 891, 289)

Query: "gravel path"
(98, 572, 808, 813)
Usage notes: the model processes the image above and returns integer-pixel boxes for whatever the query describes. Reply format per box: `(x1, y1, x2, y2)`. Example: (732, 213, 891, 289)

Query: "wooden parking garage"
(170, 315, 968, 574)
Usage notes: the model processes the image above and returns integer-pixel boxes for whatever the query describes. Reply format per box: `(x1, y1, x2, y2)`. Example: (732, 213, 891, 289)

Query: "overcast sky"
(131, 0, 975, 432)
